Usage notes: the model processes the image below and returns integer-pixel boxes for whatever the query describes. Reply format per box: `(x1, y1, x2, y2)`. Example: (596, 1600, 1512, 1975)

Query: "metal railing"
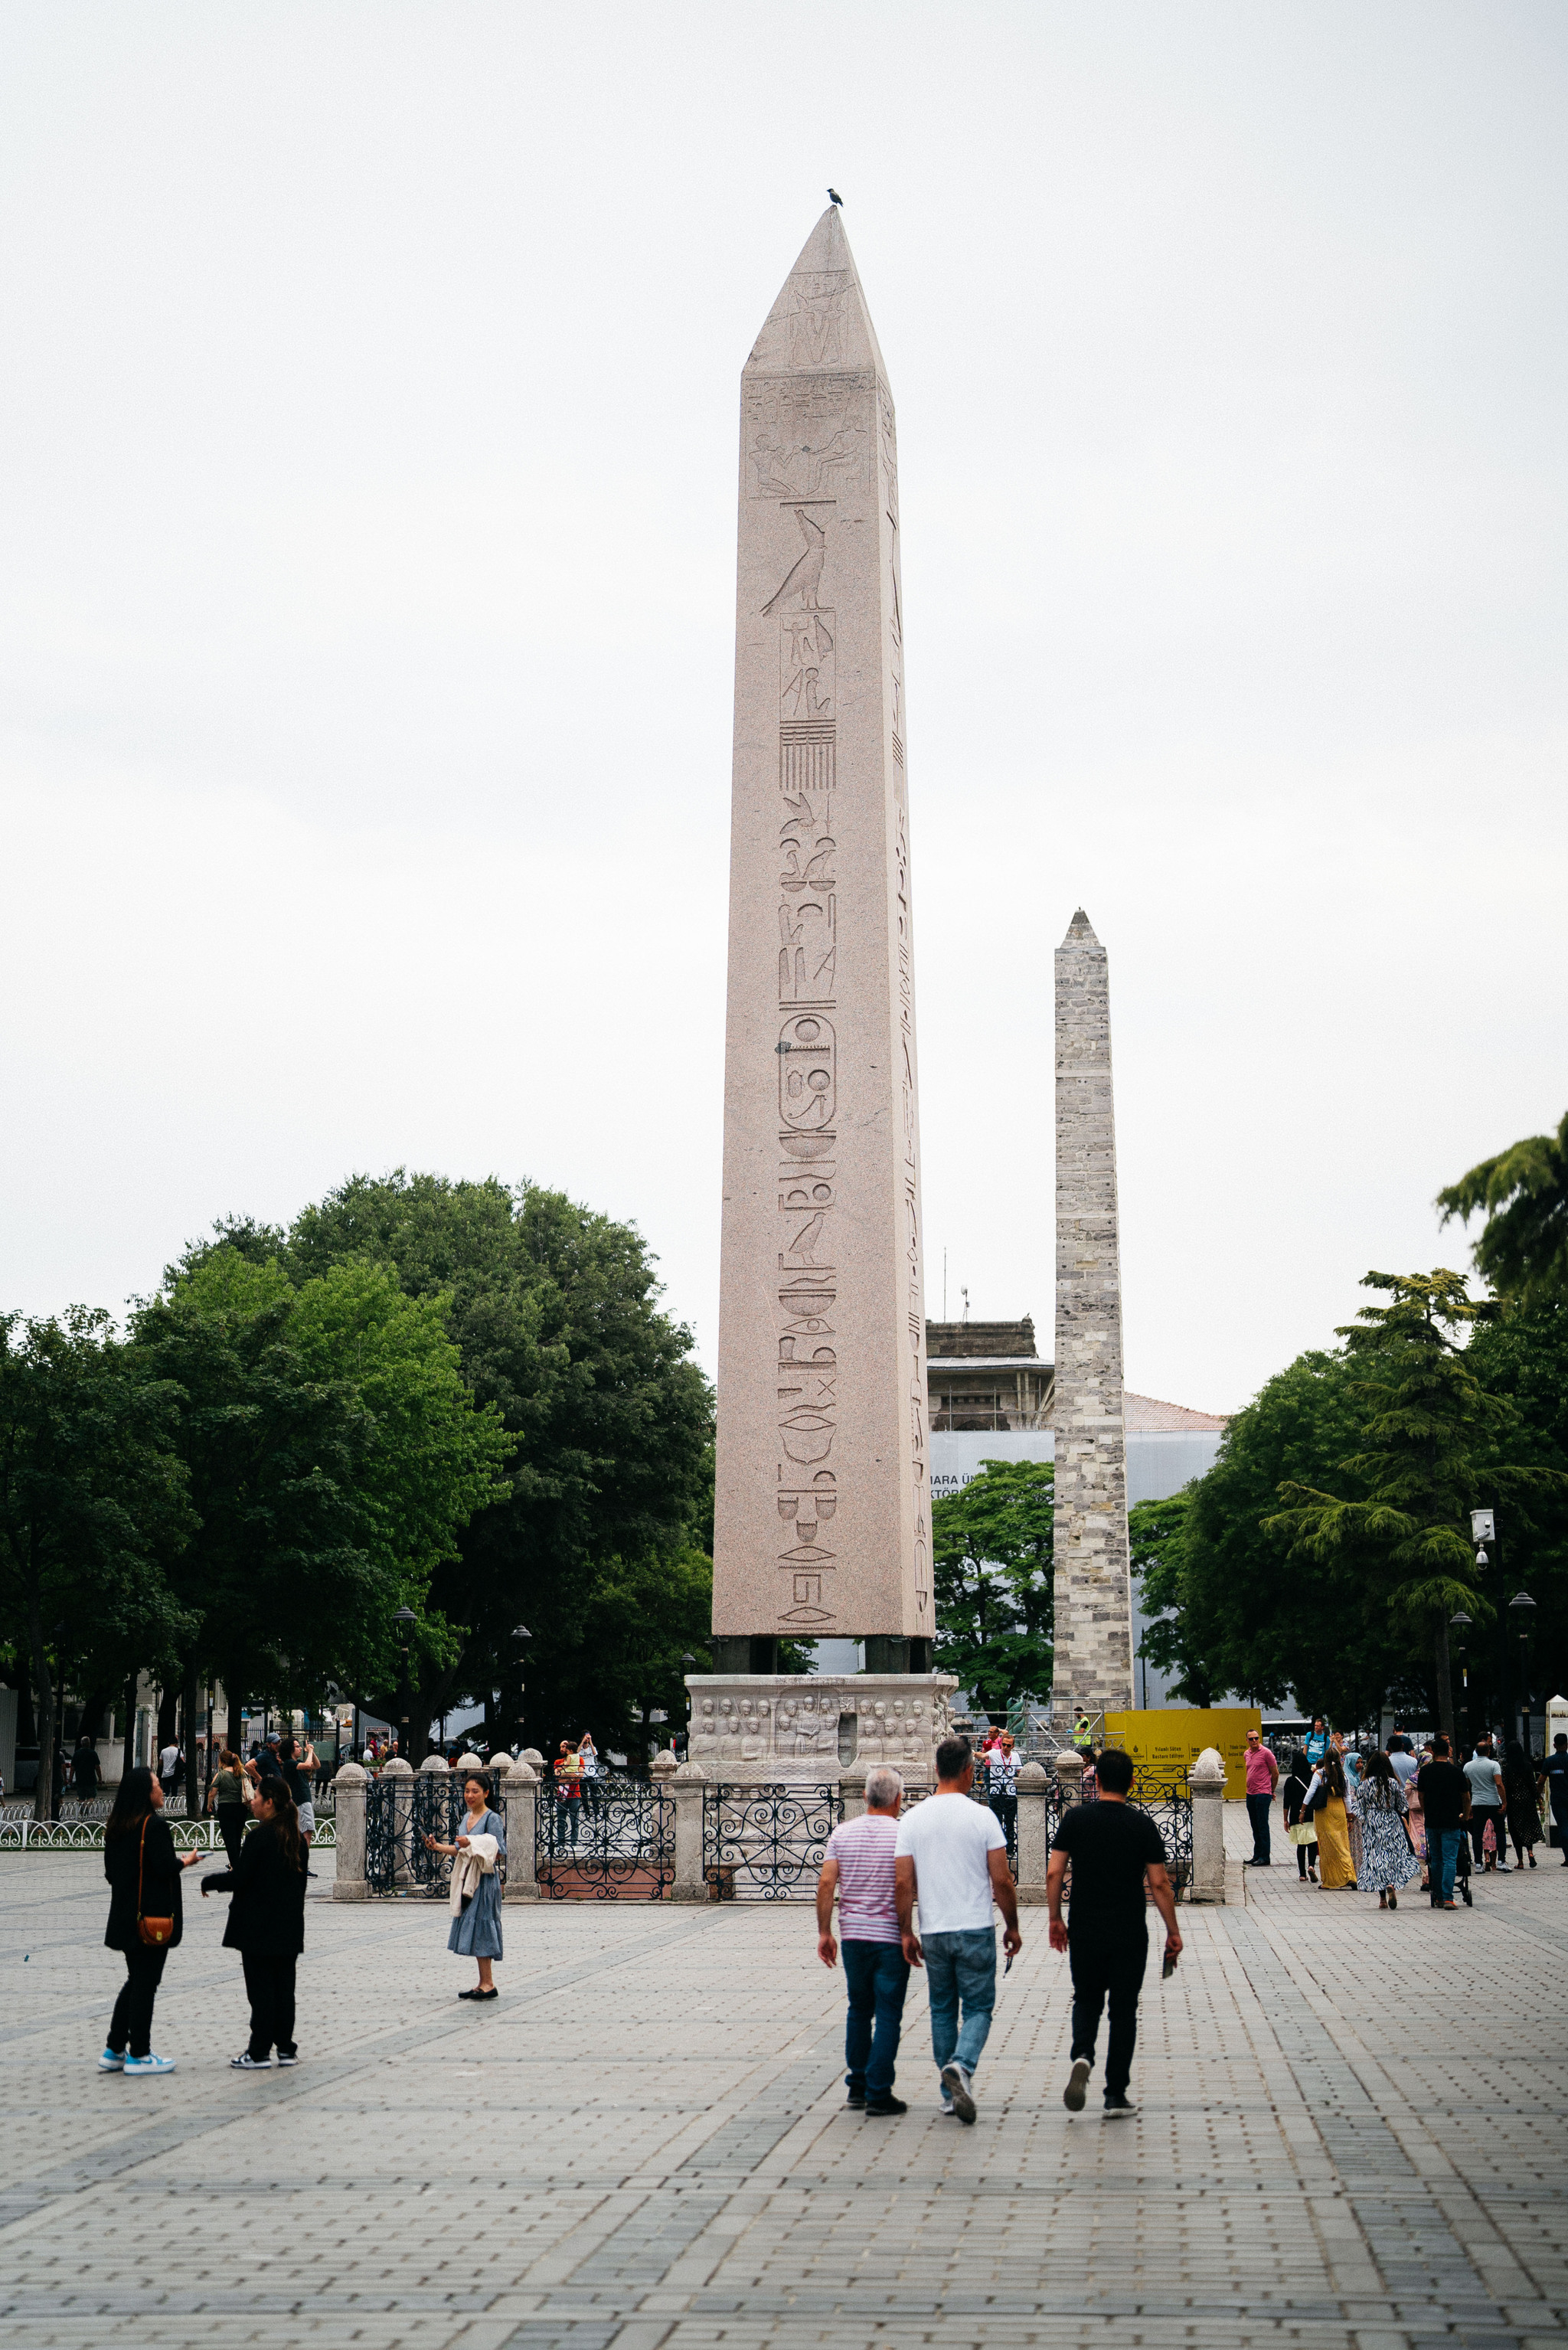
(535, 1776, 672, 1901)
(704, 1782, 841, 1901)
(0, 1812, 338, 1854)
(364, 1773, 505, 1897)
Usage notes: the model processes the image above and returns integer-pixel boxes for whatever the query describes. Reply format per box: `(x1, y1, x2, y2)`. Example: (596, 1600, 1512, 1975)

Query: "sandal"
(1388, 1891, 1396, 1910)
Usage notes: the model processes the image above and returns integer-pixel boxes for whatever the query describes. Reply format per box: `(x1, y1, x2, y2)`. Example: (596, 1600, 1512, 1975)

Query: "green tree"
(244, 1172, 713, 1759)
(1438, 1111, 1568, 1306)
(932, 1459, 1054, 1713)
(1461, 1297, 1568, 1721)
(130, 1247, 508, 1798)
(1127, 1492, 1214, 1708)
(1267, 1271, 1564, 1744)
(1134, 1349, 1411, 1725)
(0, 1310, 192, 1819)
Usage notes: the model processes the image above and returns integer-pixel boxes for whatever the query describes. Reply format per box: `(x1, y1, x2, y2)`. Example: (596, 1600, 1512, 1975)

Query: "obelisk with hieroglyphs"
(711, 206, 929, 1669)
(1051, 909, 1135, 1715)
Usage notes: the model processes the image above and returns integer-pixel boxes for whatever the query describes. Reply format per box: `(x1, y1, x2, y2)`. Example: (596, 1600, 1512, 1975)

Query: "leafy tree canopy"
(1439, 1110, 1568, 1306)
(932, 1458, 1054, 1714)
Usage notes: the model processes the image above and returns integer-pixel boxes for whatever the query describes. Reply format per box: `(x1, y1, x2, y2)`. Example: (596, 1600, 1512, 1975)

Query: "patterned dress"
(1351, 1780, 1417, 1894)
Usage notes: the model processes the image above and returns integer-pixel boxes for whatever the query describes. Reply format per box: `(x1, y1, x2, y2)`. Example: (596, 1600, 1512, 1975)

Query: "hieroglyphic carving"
(781, 612, 835, 721)
(744, 371, 874, 498)
(762, 508, 827, 616)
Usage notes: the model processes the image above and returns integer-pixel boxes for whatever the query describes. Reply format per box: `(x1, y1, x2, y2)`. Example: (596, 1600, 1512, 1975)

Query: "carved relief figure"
(762, 509, 827, 616)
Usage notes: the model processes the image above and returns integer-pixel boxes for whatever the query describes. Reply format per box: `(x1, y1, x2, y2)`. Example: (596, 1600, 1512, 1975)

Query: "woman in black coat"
(101, 1767, 201, 2075)
(202, 1778, 309, 2069)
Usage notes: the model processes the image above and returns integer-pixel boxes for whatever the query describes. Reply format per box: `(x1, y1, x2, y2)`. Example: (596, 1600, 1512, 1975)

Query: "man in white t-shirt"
(893, 1734, 1021, 2123)
(158, 1741, 181, 1796)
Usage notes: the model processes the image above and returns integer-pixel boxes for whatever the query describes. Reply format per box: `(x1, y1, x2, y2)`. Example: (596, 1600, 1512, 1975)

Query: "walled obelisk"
(710, 206, 930, 1673)
(1052, 909, 1134, 1717)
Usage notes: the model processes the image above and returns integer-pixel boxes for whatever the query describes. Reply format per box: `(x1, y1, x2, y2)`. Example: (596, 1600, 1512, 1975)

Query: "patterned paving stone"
(2, 1804, 1566, 2350)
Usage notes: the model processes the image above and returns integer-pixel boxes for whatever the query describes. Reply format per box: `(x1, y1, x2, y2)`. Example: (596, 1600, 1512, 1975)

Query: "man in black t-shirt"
(1416, 1734, 1468, 1908)
(1048, 1747, 1182, 2117)
(1544, 1734, 1568, 1867)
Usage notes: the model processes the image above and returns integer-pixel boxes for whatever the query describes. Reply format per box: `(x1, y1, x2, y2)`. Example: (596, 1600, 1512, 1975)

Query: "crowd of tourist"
(1244, 1718, 1568, 1910)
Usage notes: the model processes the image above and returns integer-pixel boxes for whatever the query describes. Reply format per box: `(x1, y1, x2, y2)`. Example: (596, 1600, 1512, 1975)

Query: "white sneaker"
(230, 2051, 272, 2070)
(1063, 2057, 1092, 2113)
(940, 2062, 975, 2123)
(97, 2048, 126, 2072)
(123, 2053, 175, 2076)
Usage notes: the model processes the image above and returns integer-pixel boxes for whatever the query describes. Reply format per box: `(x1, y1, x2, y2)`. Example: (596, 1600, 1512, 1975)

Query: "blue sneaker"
(97, 2048, 126, 2072)
(123, 2052, 175, 2076)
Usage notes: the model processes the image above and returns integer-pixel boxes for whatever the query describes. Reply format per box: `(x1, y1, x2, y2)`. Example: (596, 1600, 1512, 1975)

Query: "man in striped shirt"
(816, 1766, 910, 2116)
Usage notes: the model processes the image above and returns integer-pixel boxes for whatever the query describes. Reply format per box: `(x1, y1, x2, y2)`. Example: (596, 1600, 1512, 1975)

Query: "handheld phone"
(1161, 1947, 1178, 1980)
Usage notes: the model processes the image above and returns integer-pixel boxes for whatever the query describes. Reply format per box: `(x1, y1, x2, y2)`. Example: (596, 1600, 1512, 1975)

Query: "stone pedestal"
(501, 1756, 540, 1901)
(685, 1672, 956, 1786)
(331, 1761, 367, 1901)
(1188, 1747, 1227, 1903)
(1014, 1758, 1050, 1904)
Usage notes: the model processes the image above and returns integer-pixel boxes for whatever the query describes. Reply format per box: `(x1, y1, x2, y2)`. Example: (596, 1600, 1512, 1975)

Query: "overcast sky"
(2, 4, 1564, 1414)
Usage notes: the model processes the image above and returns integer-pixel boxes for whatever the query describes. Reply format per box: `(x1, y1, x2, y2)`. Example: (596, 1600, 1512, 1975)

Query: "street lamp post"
(681, 1653, 697, 1757)
(392, 1606, 416, 1760)
(1449, 1612, 1473, 1754)
(1511, 1591, 1538, 1758)
(511, 1626, 532, 1753)
(1472, 1508, 1500, 1743)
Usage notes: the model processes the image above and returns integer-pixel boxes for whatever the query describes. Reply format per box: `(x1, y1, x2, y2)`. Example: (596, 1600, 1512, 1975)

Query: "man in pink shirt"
(1243, 1728, 1280, 1868)
(816, 1765, 910, 2116)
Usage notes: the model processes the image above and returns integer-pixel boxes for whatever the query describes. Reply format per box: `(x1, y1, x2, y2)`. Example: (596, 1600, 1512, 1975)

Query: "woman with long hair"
(1282, 1750, 1318, 1884)
(426, 1770, 506, 1999)
(100, 1766, 201, 2075)
(201, 1778, 309, 2067)
(1501, 1739, 1543, 1868)
(1301, 1748, 1357, 1889)
(1351, 1750, 1417, 1910)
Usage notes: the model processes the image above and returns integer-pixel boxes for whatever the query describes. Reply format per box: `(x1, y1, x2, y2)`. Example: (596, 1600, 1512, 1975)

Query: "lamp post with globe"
(1511, 1590, 1538, 1757)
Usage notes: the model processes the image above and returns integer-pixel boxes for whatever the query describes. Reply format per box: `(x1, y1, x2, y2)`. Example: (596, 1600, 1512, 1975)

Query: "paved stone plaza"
(3, 1809, 1567, 2350)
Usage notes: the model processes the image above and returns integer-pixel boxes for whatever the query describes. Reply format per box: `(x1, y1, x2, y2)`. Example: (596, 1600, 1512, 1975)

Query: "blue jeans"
(923, 1927, 996, 2084)
(841, 1938, 910, 2100)
(1432, 1828, 1461, 1903)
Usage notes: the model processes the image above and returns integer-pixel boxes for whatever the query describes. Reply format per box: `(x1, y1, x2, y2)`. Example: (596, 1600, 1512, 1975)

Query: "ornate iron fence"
(704, 1782, 841, 1901)
(0, 1812, 336, 1854)
(1043, 1770, 1194, 1902)
(366, 1770, 501, 1896)
(535, 1775, 671, 1901)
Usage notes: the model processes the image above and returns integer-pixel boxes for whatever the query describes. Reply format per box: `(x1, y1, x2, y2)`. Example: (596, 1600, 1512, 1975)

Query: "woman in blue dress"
(426, 1770, 505, 2000)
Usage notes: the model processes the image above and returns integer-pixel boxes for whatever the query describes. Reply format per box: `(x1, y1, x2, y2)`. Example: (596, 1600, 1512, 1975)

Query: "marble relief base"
(684, 1673, 959, 1785)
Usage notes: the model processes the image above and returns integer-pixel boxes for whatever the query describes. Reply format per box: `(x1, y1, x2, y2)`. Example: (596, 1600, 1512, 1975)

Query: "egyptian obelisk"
(710, 206, 930, 1671)
(1052, 910, 1135, 1716)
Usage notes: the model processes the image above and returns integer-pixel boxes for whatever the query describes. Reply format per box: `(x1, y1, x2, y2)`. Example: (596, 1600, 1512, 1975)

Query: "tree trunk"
(183, 1655, 201, 1818)
(1434, 1617, 1455, 1748)
(122, 1671, 139, 1780)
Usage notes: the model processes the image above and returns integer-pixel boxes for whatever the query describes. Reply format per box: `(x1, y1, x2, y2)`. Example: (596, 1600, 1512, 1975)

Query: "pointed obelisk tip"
(746, 202, 885, 379)
(1060, 907, 1102, 949)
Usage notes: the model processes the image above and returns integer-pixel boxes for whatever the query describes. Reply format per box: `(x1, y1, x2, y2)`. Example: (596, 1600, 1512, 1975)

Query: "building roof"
(928, 1356, 1048, 1374)
(1122, 1392, 1229, 1431)
(925, 1318, 1038, 1361)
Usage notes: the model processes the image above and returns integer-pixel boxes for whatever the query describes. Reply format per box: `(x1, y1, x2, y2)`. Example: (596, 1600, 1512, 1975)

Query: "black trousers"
(216, 1802, 247, 1867)
(108, 1944, 168, 2060)
(242, 1951, 297, 2059)
(1470, 1808, 1505, 1865)
(1069, 1932, 1148, 2099)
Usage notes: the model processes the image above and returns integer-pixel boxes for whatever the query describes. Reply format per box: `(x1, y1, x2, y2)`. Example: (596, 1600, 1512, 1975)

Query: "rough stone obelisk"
(1052, 909, 1134, 1717)
(710, 205, 931, 1672)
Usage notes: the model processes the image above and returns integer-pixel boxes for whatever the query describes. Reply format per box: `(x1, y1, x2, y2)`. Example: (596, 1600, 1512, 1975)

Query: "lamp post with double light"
(511, 1625, 532, 1754)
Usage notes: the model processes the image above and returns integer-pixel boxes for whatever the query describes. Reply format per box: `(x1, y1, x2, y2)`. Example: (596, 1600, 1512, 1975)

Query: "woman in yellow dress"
(1302, 1749, 1357, 1888)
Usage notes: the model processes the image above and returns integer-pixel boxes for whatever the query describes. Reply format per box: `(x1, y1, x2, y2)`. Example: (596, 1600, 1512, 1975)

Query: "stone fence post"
(1014, 1759, 1050, 1904)
(332, 1760, 367, 1901)
(668, 1757, 707, 1901)
(381, 1755, 414, 1886)
(1055, 1747, 1085, 1804)
(838, 1762, 867, 1823)
(1187, 1747, 1227, 1902)
(501, 1754, 540, 1901)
